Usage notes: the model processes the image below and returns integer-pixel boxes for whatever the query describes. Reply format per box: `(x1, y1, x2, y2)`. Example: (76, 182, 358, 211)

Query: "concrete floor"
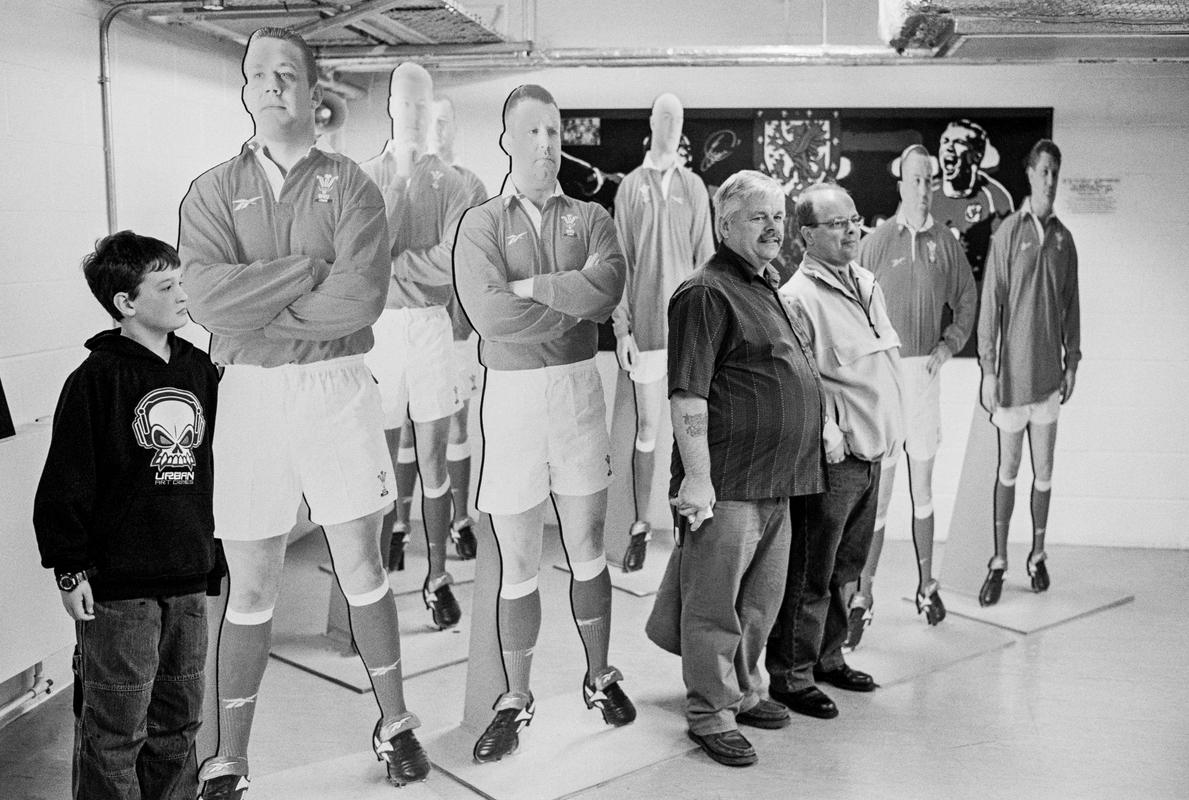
(2, 538, 1186, 800)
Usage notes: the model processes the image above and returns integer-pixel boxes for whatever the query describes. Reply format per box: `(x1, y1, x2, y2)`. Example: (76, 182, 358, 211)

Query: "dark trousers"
(75, 592, 207, 800)
(766, 457, 880, 692)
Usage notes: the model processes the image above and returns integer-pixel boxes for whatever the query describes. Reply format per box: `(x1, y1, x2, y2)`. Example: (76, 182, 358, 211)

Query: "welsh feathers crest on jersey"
(132, 388, 207, 485)
(314, 173, 338, 203)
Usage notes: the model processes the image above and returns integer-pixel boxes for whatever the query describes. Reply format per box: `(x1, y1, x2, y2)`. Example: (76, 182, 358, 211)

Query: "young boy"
(34, 230, 221, 800)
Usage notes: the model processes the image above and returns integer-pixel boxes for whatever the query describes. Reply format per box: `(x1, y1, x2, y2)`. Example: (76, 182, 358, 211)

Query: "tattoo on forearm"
(682, 412, 708, 437)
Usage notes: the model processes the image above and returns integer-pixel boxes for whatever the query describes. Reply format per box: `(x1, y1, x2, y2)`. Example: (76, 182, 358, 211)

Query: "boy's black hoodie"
(34, 329, 220, 601)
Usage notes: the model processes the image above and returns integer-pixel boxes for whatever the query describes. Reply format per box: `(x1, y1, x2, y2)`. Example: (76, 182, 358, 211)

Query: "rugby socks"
(421, 477, 452, 580)
(344, 581, 408, 722)
(912, 505, 936, 592)
(570, 556, 612, 679)
(993, 475, 1016, 561)
(215, 607, 274, 761)
(632, 438, 656, 522)
(446, 441, 472, 524)
(394, 445, 418, 530)
(498, 578, 541, 698)
(1031, 480, 1052, 554)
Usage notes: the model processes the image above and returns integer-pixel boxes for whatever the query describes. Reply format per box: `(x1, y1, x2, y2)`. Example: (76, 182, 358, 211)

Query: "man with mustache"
(651, 170, 825, 767)
(977, 139, 1080, 606)
(766, 183, 904, 721)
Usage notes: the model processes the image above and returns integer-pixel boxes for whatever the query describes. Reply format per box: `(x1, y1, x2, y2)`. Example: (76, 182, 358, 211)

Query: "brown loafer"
(736, 698, 791, 729)
(687, 729, 757, 767)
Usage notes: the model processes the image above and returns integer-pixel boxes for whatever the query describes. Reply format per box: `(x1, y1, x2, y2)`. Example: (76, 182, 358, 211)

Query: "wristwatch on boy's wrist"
(55, 569, 89, 592)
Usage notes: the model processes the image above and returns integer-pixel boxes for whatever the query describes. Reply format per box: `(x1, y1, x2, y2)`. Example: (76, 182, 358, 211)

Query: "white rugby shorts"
(992, 390, 1061, 433)
(453, 336, 482, 401)
(368, 307, 462, 426)
(213, 356, 395, 540)
(477, 358, 612, 515)
(899, 356, 942, 460)
(627, 348, 667, 385)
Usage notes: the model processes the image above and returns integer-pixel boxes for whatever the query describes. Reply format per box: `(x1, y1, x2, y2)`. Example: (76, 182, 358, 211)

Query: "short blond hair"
(246, 28, 318, 87)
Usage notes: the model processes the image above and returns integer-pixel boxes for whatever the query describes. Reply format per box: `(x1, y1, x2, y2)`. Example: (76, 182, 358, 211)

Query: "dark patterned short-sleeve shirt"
(668, 244, 826, 501)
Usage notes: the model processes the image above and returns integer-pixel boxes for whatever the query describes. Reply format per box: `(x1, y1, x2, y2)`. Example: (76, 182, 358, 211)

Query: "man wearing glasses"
(766, 183, 904, 720)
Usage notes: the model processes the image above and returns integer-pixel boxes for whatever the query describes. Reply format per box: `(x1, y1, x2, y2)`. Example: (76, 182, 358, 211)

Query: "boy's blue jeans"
(74, 592, 207, 800)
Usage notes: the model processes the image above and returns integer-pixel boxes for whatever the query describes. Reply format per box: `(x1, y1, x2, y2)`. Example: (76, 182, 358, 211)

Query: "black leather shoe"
(1028, 551, 1050, 593)
(583, 675, 637, 727)
(372, 723, 430, 786)
(198, 757, 249, 800)
(424, 581, 462, 629)
(843, 598, 872, 651)
(736, 698, 790, 729)
(979, 557, 1006, 607)
(451, 520, 477, 560)
(473, 700, 534, 764)
(770, 685, 838, 719)
(686, 729, 757, 767)
(199, 775, 249, 800)
(814, 663, 877, 692)
(387, 524, 409, 572)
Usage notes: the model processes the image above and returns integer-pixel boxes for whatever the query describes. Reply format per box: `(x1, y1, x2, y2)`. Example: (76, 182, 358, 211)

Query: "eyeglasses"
(808, 215, 864, 230)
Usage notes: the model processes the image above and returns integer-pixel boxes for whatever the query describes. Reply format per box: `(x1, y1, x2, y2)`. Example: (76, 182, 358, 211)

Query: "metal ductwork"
(880, 0, 1189, 60)
(102, 1, 1189, 75)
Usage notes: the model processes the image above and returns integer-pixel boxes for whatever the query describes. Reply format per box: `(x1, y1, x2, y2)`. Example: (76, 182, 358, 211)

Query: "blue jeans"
(767, 457, 880, 692)
(75, 592, 207, 800)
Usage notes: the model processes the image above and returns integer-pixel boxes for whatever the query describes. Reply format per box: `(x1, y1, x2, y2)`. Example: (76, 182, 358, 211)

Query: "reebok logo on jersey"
(233, 196, 262, 211)
(506, 231, 529, 246)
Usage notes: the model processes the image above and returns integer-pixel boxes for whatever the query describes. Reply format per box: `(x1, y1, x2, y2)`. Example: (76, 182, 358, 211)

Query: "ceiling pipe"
(317, 43, 922, 71)
(316, 41, 1189, 72)
(99, 1, 194, 234)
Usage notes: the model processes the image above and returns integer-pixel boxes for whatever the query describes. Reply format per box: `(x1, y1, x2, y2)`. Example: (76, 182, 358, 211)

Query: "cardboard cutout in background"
(561, 107, 1052, 355)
